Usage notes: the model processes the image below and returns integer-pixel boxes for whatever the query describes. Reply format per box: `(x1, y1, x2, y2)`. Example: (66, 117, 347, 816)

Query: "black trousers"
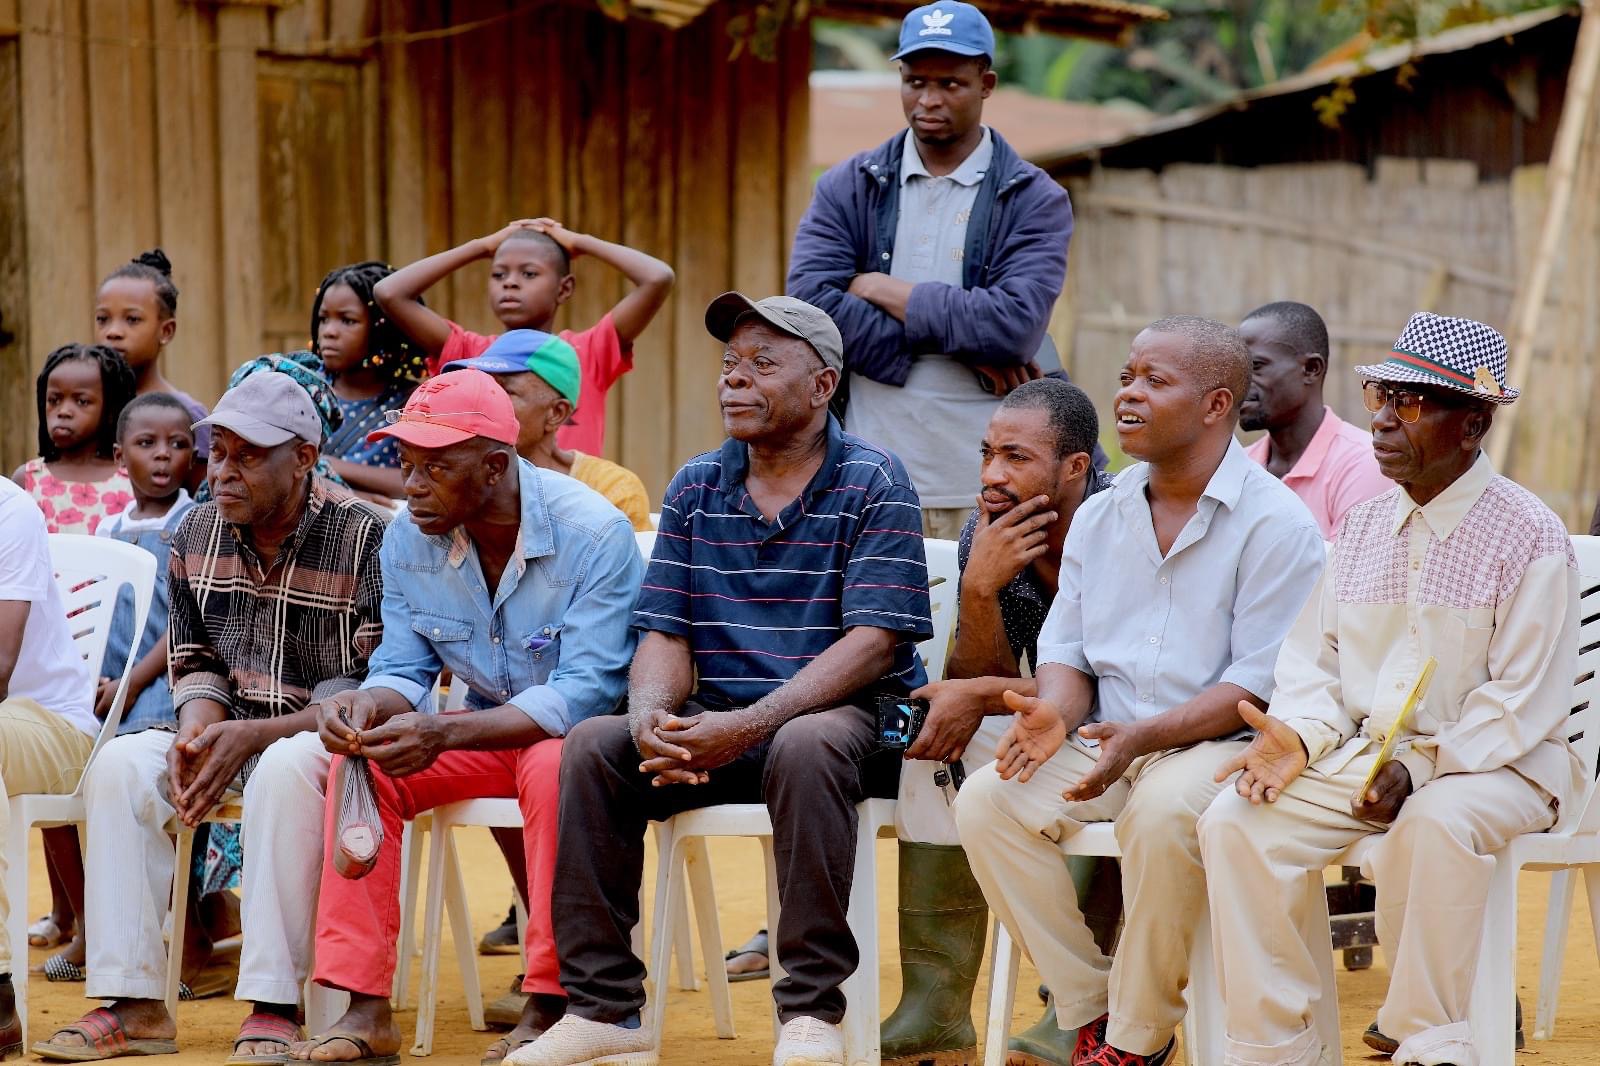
(553, 703, 900, 1025)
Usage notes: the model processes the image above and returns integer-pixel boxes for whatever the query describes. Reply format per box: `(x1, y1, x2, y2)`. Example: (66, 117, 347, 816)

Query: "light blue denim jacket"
(362, 459, 643, 734)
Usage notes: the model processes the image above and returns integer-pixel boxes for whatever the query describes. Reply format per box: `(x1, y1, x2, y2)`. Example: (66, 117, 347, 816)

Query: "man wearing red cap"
(256, 369, 642, 1066)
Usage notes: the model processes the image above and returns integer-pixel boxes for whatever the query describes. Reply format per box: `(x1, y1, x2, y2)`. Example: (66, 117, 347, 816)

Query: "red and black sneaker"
(1077, 1036, 1176, 1066)
(1070, 1014, 1108, 1065)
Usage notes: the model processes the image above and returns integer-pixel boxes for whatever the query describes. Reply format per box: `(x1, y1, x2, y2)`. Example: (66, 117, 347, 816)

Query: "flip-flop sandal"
(479, 1035, 536, 1066)
(42, 954, 87, 982)
(28, 914, 66, 948)
(724, 929, 770, 983)
(31, 1008, 179, 1062)
(225, 1013, 306, 1066)
(293, 1034, 399, 1066)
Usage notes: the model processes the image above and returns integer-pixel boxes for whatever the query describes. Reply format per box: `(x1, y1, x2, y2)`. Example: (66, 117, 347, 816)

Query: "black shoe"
(478, 905, 520, 955)
(1365, 998, 1525, 1057)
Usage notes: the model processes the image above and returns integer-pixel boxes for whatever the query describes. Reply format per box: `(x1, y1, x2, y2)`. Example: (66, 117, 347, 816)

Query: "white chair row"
(983, 533, 1600, 1066)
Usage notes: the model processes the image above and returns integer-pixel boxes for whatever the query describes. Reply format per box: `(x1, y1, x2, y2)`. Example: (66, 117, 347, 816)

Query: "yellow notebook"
(1354, 656, 1438, 806)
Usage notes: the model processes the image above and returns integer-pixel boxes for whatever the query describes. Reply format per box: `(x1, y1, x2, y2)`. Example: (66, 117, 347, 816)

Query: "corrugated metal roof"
(816, 0, 1164, 44)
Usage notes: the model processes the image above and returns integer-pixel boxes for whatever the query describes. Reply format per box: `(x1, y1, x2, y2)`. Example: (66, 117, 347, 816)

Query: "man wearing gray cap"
(39, 371, 388, 1064)
(510, 294, 933, 1066)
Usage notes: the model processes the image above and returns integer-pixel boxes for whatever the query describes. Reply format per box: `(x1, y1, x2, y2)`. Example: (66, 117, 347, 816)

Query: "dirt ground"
(20, 831, 1600, 1065)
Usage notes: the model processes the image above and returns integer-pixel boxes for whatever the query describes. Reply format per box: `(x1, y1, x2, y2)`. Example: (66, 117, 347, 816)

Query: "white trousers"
(1198, 758, 1554, 1066)
(955, 737, 1245, 1056)
(83, 729, 331, 1005)
(896, 717, 1010, 844)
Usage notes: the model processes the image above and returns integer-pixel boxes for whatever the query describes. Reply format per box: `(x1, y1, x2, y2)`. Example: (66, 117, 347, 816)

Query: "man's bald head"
(1143, 314, 1250, 418)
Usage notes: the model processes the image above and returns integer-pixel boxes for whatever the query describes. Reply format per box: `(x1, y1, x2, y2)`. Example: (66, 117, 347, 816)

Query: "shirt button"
(881, 251, 890, 261)
(500, 689, 509, 698)
(1140, 693, 1152, 702)
(1411, 561, 1420, 571)
(1396, 681, 1407, 691)
(1159, 576, 1169, 585)
(493, 636, 501, 645)
(432, 627, 441, 636)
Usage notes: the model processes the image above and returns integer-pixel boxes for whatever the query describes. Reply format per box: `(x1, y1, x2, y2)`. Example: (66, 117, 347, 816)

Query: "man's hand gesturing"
(1215, 701, 1308, 804)
(994, 689, 1066, 783)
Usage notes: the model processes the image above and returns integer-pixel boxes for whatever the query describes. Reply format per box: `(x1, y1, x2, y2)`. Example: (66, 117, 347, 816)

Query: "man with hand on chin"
(39, 371, 387, 1064)
(1199, 314, 1580, 1066)
(280, 369, 641, 1066)
(953, 317, 1324, 1066)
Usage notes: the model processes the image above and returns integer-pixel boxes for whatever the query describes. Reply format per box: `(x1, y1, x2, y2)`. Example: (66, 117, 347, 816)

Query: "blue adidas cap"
(890, 1, 995, 62)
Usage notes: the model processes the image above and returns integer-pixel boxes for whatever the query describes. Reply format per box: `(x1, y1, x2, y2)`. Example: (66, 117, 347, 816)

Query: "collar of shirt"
(1113, 438, 1254, 562)
(900, 126, 993, 187)
(1390, 450, 1495, 540)
(1264, 405, 1346, 484)
(229, 478, 326, 574)
(715, 414, 849, 525)
(444, 460, 554, 595)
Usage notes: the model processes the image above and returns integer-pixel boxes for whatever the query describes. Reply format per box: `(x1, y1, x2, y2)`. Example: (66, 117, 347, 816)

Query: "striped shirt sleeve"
(633, 466, 695, 637)
(841, 469, 933, 639)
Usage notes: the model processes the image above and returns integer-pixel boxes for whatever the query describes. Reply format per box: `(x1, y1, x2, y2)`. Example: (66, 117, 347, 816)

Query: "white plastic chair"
(7, 535, 155, 1047)
(983, 534, 1600, 1066)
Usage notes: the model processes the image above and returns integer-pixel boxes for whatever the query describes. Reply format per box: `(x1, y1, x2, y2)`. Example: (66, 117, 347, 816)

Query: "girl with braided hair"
(311, 260, 425, 502)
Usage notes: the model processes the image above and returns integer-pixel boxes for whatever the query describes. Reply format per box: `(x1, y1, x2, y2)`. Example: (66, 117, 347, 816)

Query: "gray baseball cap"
(705, 292, 844, 372)
(195, 370, 323, 448)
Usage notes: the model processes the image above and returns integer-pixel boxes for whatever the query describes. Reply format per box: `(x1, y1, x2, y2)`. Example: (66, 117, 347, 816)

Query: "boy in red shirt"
(374, 218, 674, 455)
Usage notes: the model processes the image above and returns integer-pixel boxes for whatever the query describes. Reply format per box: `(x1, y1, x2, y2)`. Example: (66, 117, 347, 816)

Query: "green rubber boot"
(1006, 856, 1123, 1066)
(880, 842, 989, 1066)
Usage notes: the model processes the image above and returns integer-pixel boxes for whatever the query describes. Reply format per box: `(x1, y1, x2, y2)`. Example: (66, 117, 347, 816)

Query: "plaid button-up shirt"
(168, 478, 387, 726)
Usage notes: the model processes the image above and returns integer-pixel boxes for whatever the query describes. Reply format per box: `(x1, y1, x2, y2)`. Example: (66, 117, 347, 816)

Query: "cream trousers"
(955, 736, 1245, 1055)
(0, 697, 93, 973)
(1198, 757, 1554, 1066)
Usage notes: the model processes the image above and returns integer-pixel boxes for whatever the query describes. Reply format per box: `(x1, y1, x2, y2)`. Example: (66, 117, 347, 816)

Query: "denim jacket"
(99, 496, 195, 734)
(363, 459, 643, 735)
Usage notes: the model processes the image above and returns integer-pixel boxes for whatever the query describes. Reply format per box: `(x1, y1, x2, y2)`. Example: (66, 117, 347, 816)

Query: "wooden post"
(1491, 0, 1600, 470)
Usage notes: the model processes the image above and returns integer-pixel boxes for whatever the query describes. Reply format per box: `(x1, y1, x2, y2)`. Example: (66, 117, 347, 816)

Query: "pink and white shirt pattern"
(1268, 453, 1583, 809)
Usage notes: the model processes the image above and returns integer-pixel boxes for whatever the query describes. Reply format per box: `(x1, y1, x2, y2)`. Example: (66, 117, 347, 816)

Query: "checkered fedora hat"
(1355, 312, 1518, 404)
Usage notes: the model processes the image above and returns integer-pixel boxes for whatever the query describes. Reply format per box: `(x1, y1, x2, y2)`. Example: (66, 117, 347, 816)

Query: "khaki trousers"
(0, 697, 94, 974)
(1198, 757, 1555, 1066)
(955, 736, 1246, 1055)
(896, 717, 1010, 844)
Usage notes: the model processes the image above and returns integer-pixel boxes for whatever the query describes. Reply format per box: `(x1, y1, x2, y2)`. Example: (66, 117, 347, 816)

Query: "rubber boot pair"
(879, 846, 1123, 1066)
(1007, 855, 1123, 1066)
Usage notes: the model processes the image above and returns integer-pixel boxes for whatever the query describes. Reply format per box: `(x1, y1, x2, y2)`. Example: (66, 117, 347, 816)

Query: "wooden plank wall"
(1051, 159, 1522, 480)
(7, 0, 813, 500)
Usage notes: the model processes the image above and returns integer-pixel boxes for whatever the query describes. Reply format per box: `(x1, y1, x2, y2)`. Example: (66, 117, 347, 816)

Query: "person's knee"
(1195, 789, 1255, 867)
(563, 714, 631, 768)
(245, 732, 329, 807)
(766, 712, 857, 786)
(1116, 779, 1208, 857)
(952, 763, 1007, 847)
(83, 733, 160, 807)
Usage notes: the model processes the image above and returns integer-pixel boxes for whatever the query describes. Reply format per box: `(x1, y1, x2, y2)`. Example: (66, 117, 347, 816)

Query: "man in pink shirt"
(1239, 301, 1391, 537)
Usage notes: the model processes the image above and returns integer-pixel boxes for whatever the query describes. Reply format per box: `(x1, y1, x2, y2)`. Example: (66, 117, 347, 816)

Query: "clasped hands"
(633, 707, 752, 787)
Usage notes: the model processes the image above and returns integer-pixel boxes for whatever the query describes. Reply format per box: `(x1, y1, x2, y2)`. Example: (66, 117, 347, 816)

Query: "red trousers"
(314, 739, 565, 997)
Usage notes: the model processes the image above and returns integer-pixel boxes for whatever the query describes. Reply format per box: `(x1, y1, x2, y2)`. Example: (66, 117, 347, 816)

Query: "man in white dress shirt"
(1199, 313, 1580, 1066)
(954, 316, 1325, 1066)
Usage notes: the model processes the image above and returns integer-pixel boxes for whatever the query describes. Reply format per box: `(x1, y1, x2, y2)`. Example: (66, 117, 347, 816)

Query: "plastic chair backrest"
(1563, 535, 1600, 830)
(635, 530, 656, 563)
(920, 538, 960, 682)
(48, 533, 157, 787)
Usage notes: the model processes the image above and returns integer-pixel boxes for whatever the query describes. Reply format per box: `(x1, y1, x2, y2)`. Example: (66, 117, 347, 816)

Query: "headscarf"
(194, 351, 347, 502)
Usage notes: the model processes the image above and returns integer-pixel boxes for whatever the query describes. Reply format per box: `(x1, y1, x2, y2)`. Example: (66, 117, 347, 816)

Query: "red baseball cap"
(366, 368, 521, 449)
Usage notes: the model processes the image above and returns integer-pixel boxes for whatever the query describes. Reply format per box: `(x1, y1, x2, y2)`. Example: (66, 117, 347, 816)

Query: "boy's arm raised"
(374, 221, 537, 355)
(535, 219, 674, 347)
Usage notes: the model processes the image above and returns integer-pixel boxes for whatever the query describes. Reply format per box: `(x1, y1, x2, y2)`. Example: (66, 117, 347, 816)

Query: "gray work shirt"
(847, 127, 998, 509)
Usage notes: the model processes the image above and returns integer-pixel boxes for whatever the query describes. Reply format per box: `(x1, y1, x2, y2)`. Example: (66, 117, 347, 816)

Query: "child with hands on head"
(374, 217, 674, 455)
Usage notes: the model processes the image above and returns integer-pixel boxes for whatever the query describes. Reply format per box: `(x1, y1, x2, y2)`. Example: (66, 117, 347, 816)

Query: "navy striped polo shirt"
(635, 415, 933, 709)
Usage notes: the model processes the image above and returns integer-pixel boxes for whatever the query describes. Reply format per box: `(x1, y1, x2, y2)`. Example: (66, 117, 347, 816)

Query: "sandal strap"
(62, 1009, 130, 1055)
(235, 1013, 302, 1051)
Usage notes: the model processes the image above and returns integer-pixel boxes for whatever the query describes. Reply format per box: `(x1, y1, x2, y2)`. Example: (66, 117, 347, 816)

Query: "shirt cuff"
(510, 686, 572, 738)
(362, 673, 433, 712)
(1395, 744, 1437, 791)
(1285, 718, 1341, 767)
(173, 672, 232, 712)
(1036, 640, 1089, 674)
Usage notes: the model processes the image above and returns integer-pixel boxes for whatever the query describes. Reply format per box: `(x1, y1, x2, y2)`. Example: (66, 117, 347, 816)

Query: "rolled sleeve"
(533, 516, 644, 735)
(840, 478, 932, 640)
(1219, 517, 1326, 702)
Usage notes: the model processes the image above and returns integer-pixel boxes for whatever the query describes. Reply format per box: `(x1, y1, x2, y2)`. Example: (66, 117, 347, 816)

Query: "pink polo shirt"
(1245, 406, 1392, 539)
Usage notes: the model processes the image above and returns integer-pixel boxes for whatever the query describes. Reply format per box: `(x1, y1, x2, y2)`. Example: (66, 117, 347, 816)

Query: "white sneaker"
(503, 1014, 656, 1066)
(772, 1016, 844, 1066)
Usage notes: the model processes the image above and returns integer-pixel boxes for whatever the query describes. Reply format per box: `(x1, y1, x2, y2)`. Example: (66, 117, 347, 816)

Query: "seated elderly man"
(1199, 314, 1580, 1066)
(37, 372, 388, 1063)
(508, 293, 932, 1066)
(0, 477, 98, 1057)
(953, 316, 1326, 1066)
(284, 369, 642, 1066)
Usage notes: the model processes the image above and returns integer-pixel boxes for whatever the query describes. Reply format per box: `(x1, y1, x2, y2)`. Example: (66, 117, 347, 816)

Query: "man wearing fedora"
(1198, 312, 1582, 1066)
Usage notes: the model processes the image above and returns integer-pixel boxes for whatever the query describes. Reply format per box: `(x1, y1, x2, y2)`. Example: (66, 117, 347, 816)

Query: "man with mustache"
(787, 0, 1074, 541)
(1200, 314, 1579, 1066)
(954, 317, 1325, 1066)
(1238, 301, 1390, 538)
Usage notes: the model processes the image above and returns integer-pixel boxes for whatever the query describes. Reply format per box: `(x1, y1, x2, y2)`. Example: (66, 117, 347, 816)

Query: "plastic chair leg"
(410, 814, 452, 1056)
(443, 831, 486, 1031)
(1534, 867, 1578, 1039)
(6, 814, 33, 1048)
(1469, 858, 1519, 1066)
(1180, 907, 1225, 1066)
(839, 818, 882, 1066)
(981, 922, 1020, 1066)
(762, 836, 784, 1042)
(164, 829, 196, 1018)
(683, 838, 733, 1037)
(646, 823, 684, 1055)
(392, 820, 424, 1008)
(306, 982, 349, 1035)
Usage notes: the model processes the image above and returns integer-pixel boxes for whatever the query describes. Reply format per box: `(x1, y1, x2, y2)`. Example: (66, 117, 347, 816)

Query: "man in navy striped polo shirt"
(518, 293, 933, 1066)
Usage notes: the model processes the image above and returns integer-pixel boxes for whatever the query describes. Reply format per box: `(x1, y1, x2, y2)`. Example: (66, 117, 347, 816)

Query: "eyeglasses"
(383, 409, 493, 424)
(1361, 382, 1428, 424)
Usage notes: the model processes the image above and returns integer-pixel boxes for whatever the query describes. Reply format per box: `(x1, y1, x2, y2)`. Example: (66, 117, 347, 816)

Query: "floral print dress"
(19, 458, 135, 535)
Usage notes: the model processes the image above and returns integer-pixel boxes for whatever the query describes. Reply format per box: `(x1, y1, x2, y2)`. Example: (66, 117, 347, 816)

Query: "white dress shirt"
(1272, 453, 1583, 809)
(1036, 438, 1326, 726)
